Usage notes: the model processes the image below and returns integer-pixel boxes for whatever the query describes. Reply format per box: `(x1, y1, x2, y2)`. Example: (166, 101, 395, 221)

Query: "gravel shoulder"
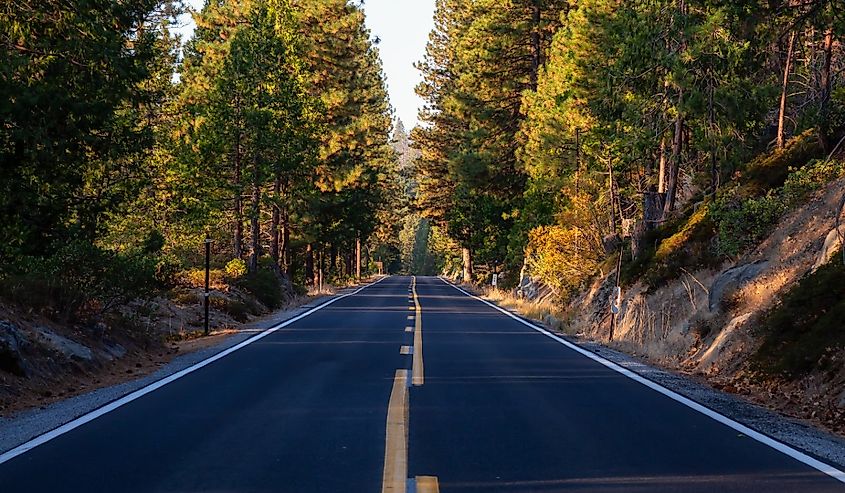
(0, 287, 354, 455)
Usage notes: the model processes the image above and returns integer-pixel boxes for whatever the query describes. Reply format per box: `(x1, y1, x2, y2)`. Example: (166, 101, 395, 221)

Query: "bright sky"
(176, 0, 435, 130)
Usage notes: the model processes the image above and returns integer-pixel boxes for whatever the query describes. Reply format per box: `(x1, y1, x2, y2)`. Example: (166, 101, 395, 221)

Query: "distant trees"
(415, 0, 570, 281)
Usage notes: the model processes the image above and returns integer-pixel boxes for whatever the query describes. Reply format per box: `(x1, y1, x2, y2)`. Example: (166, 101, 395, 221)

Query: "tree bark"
(462, 247, 473, 282)
(664, 91, 684, 215)
(270, 175, 281, 269)
(281, 208, 290, 275)
(248, 152, 261, 273)
(777, 30, 796, 149)
(530, 0, 541, 90)
(819, 28, 834, 152)
(356, 235, 362, 280)
(233, 134, 243, 260)
(305, 243, 314, 286)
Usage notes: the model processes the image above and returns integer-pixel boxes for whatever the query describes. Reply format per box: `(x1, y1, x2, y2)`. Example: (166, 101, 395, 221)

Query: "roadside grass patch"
(482, 288, 569, 332)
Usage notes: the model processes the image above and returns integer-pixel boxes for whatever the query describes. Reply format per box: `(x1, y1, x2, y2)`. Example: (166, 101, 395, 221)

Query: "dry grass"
(479, 286, 570, 333)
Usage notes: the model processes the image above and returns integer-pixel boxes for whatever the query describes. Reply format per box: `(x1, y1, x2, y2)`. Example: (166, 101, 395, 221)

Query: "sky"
(176, 0, 436, 130)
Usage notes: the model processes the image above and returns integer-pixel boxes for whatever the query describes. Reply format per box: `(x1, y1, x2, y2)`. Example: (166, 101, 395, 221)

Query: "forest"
(2, 0, 844, 385)
(1, 0, 408, 325)
(412, 0, 844, 294)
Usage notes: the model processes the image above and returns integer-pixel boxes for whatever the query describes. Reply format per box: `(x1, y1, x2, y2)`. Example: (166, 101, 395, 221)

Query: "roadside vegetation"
(0, 0, 401, 413)
(401, 0, 845, 434)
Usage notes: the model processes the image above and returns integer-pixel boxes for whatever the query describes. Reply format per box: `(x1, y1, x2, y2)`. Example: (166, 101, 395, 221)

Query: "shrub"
(525, 224, 603, 298)
(178, 268, 224, 288)
(0, 240, 158, 321)
(781, 159, 844, 206)
(712, 159, 844, 257)
(742, 129, 823, 194)
(224, 258, 248, 279)
(238, 268, 285, 309)
(711, 192, 785, 257)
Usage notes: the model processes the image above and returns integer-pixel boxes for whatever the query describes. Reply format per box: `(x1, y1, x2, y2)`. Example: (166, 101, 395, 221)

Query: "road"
(0, 276, 843, 492)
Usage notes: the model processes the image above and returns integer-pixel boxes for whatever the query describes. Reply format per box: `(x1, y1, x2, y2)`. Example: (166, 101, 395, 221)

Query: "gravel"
(0, 291, 341, 456)
(3, 280, 845, 473)
(576, 338, 845, 469)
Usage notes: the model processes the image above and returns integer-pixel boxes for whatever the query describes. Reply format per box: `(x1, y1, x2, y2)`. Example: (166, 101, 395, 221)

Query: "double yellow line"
(382, 276, 437, 493)
(412, 276, 424, 386)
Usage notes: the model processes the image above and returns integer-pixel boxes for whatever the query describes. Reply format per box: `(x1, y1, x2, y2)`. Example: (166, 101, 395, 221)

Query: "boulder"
(34, 327, 93, 362)
(812, 227, 843, 271)
(0, 320, 30, 377)
(708, 261, 768, 312)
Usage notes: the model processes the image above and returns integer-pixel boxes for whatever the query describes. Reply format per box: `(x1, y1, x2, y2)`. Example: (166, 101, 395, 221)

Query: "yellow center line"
(382, 369, 409, 493)
(412, 276, 424, 386)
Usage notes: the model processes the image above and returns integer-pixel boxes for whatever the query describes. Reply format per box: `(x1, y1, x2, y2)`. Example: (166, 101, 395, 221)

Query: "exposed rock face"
(34, 327, 93, 362)
(0, 321, 29, 377)
(708, 261, 768, 312)
(813, 227, 843, 270)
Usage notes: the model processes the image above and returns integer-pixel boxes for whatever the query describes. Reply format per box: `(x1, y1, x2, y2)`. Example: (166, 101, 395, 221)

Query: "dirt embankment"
(566, 178, 845, 435)
(0, 280, 336, 417)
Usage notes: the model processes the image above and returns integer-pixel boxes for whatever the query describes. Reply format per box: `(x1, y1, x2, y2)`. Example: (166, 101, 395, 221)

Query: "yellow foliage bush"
(526, 224, 603, 297)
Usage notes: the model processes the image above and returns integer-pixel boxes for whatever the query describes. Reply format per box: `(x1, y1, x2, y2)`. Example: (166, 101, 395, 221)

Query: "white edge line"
(437, 276, 845, 484)
(0, 276, 390, 465)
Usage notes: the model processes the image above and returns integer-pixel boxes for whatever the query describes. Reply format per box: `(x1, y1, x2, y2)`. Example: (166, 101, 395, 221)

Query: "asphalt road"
(0, 275, 843, 492)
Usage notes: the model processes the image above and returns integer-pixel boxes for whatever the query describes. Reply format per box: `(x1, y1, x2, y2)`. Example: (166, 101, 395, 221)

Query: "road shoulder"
(441, 277, 845, 471)
(0, 281, 374, 456)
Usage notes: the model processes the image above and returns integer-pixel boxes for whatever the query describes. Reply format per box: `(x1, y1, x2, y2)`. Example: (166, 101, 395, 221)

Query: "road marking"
(438, 277, 845, 485)
(382, 369, 409, 493)
(405, 326, 413, 333)
(400, 345, 412, 355)
(407, 315, 414, 320)
(0, 276, 390, 466)
(415, 476, 440, 493)
(412, 277, 424, 386)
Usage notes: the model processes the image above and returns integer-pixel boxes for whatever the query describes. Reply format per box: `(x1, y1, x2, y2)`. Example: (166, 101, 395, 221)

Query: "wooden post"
(356, 235, 362, 280)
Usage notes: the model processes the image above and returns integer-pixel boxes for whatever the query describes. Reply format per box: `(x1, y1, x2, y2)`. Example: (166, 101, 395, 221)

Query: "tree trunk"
(607, 157, 619, 234)
(318, 248, 324, 292)
(777, 30, 796, 150)
(248, 153, 261, 273)
(462, 247, 473, 282)
(270, 175, 281, 268)
(657, 134, 668, 196)
(233, 135, 243, 260)
(281, 208, 290, 275)
(664, 91, 684, 215)
(345, 250, 353, 278)
(356, 235, 362, 280)
(329, 243, 337, 277)
(305, 243, 314, 286)
(819, 28, 834, 152)
(530, 0, 541, 90)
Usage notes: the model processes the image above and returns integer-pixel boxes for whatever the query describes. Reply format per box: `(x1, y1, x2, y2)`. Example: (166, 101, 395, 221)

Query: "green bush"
(225, 258, 248, 279)
(781, 159, 844, 206)
(238, 268, 285, 309)
(0, 240, 158, 321)
(711, 192, 785, 257)
(712, 159, 844, 257)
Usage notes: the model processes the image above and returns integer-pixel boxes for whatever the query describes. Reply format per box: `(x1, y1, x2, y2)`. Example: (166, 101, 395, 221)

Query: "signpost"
(492, 273, 498, 287)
